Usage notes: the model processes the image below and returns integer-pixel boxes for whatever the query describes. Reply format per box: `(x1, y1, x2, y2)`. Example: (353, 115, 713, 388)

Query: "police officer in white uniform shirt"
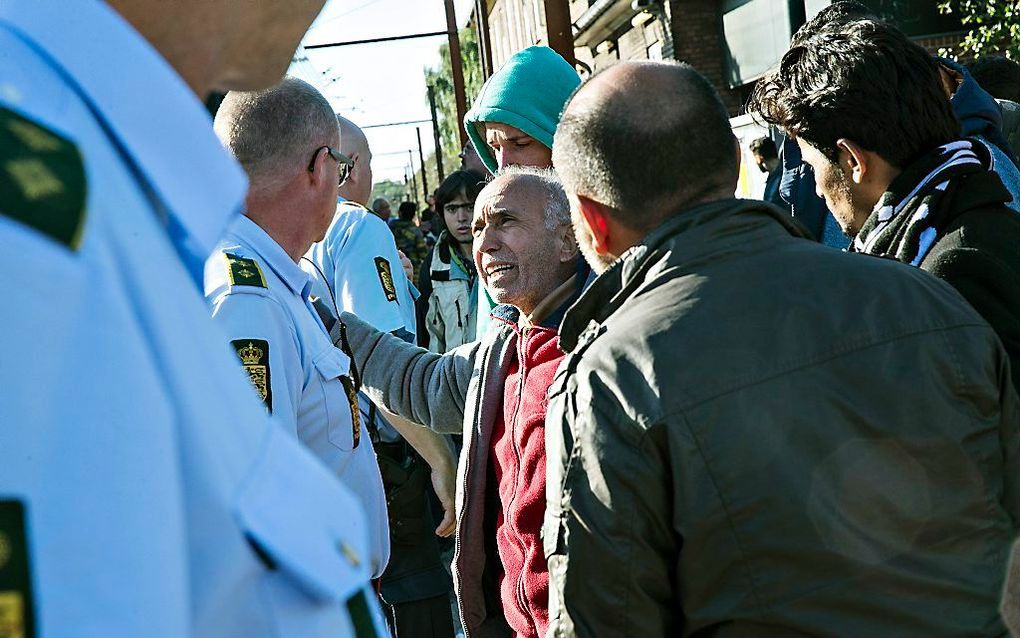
(205, 79, 393, 577)
(303, 117, 457, 509)
(0, 2, 384, 637)
(303, 115, 459, 636)
(305, 115, 418, 340)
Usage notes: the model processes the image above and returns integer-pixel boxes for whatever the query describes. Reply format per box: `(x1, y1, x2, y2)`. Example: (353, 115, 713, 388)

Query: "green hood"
(464, 46, 581, 174)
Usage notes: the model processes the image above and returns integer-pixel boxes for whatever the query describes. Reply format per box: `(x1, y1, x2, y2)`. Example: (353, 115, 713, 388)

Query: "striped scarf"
(852, 139, 993, 265)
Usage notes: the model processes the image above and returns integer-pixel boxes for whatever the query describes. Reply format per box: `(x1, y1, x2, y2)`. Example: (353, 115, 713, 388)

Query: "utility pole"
(544, 0, 575, 66)
(443, 0, 469, 147)
(474, 0, 494, 78)
(416, 127, 430, 202)
(427, 85, 445, 182)
(408, 152, 419, 204)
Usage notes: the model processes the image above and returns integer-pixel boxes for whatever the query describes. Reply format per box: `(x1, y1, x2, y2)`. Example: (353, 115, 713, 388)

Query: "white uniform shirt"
(206, 215, 390, 577)
(0, 1, 383, 637)
(305, 201, 417, 337)
(305, 202, 419, 442)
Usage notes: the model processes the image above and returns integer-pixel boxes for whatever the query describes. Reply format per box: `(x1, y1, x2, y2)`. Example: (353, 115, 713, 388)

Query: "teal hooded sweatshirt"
(464, 45, 581, 174)
(464, 46, 581, 335)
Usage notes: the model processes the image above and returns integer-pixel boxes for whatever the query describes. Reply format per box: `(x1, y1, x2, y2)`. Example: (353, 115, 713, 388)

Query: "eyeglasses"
(308, 146, 355, 186)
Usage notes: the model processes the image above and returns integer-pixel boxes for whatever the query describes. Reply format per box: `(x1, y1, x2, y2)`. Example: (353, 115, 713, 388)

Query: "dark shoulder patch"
(225, 252, 267, 288)
(374, 256, 397, 302)
(0, 106, 86, 250)
(231, 339, 272, 413)
(0, 499, 37, 638)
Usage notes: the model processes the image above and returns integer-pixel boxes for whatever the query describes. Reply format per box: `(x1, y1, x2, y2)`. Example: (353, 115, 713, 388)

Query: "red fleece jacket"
(490, 322, 564, 638)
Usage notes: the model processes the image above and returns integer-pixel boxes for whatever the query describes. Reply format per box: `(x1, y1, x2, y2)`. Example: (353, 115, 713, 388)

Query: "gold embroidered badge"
(232, 340, 272, 412)
(0, 107, 85, 251)
(224, 253, 267, 288)
(0, 591, 26, 638)
(0, 500, 35, 638)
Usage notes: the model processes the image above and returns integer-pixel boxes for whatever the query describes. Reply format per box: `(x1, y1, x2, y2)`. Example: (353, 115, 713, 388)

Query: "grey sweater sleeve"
(334, 311, 477, 434)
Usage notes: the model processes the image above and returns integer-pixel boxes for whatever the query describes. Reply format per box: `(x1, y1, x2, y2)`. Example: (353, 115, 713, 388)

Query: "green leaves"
(939, 0, 1019, 60)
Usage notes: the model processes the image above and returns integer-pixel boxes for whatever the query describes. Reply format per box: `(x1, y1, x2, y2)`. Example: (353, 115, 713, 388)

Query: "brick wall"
(668, 0, 743, 115)
(915, 32, 970, 60)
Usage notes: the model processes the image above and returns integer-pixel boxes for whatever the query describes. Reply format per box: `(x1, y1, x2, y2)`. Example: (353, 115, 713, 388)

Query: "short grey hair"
(486, 165, 570, 230)
(214, 77, 338, 188)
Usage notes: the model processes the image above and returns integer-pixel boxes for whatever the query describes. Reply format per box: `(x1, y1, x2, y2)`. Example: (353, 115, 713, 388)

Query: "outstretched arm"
(333, 311, 480, 434)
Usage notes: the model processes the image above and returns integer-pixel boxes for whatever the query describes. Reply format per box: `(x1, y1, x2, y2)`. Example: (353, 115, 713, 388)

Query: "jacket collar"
(559, 199, 810, 352)
(431, 231, 475, 282)
(230, 215, 312, 299)
(490, 256, 592, 331)
(0, 0, 248, 273)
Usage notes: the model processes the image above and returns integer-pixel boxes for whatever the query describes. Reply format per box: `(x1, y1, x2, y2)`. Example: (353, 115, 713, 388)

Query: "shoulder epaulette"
(224, 252, 267, 288)
(0, 106, 86, 250)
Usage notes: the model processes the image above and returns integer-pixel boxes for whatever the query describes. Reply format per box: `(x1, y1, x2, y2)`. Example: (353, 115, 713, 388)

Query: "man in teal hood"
(464, 45, 581, 334)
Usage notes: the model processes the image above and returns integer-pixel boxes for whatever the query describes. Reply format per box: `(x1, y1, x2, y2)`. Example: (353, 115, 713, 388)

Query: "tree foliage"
(939, 0, 1020, 59)
(370, 179, 409, 209)
(410, 26, 485, 201)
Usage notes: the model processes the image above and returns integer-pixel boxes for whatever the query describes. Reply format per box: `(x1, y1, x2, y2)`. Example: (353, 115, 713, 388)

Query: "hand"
(430, 461, 457, 537)
(397, 250, 414, 280)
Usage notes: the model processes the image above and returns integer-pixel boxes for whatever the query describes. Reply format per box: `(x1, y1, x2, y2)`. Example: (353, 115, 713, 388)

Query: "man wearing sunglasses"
(304, 114, 459, 638)
(205, 78, 392, 579)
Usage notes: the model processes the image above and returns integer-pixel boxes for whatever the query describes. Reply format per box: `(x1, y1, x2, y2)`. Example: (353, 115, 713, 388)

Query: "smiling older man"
(334, 166, 590, 638)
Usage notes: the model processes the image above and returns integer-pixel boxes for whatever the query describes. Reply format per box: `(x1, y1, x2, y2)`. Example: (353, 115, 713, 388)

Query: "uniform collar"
(231, 216, 312, 299)
(559, 199, 809, 352)
(0, 0, 247, 262)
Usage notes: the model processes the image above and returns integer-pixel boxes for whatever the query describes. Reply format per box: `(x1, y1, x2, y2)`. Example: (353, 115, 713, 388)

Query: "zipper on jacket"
(455, 299, 464, 328)
(454, 332, 499, 638)
(503, 325, 537, 635)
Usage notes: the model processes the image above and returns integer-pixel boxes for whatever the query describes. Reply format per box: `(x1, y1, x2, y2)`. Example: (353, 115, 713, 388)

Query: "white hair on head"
(214, 77, 338, 190)
(485, 165, 571, 230)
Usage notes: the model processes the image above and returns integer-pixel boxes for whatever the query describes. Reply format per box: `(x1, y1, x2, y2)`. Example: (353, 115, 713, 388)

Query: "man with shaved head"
(546, 60, 1019, 636)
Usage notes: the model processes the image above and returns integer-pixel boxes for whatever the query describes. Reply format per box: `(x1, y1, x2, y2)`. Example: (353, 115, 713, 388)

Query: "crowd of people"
(3, 1, 1020, 637)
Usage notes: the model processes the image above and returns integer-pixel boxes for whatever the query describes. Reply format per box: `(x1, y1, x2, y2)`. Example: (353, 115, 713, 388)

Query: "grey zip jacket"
(334, 304, 525, 638)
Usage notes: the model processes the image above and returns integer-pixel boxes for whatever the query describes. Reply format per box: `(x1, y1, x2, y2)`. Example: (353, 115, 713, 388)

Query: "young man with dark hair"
(750, 19, 1020, 390)
(548, 59, 1018, 637)
(417, 169, 487, 353)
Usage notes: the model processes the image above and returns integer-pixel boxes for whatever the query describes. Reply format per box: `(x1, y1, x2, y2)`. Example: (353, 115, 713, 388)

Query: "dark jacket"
(778, 138, 850, 249)
(543, 198, 1019, 637)
(390, 218, 429, 277)
(856, 157, 1020, 392)
(1000, 99, 1020, 160)
(942, 57, 1019, 166)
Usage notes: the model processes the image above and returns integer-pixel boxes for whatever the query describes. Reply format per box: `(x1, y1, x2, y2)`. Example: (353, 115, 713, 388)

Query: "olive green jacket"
(544, 198, 1020, 637)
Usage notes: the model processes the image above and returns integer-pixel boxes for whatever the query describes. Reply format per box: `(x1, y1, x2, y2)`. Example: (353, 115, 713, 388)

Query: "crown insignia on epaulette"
(238, 342, 264, 365)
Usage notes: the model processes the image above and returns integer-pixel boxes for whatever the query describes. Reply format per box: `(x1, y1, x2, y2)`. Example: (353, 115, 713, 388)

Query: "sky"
(290, 0, 477, 185)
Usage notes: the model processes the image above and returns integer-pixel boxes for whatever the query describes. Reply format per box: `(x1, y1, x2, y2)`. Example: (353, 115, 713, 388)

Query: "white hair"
(214, 77, 338, 189)
(484, 165, 571, 230)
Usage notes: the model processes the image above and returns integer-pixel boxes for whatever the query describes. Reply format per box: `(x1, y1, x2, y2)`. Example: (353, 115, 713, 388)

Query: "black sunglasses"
(308, 146, 354, 186)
